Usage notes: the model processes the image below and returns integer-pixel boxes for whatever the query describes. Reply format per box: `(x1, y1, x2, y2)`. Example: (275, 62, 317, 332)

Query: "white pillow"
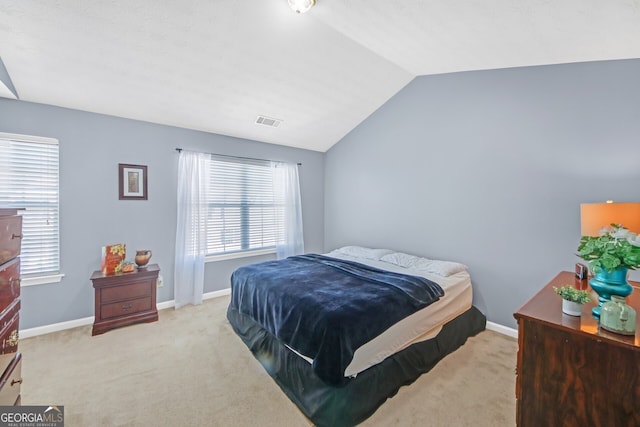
(414, 260, 467, 277)
(411, 257, 433, 270)
(381, 251, 467, 277)
(380, 252, 423, 268)
(331, 246, 394, 261)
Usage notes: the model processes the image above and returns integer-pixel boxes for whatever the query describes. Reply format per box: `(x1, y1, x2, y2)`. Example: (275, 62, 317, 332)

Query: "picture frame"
(119, 163, 148, 200)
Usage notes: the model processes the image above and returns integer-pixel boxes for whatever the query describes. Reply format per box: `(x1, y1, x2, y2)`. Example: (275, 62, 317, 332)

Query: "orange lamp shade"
(580, 202, 640, 236)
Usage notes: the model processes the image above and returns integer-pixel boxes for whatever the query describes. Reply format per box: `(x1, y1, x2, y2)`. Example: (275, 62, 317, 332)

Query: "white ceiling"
(1, 1, 639, 152)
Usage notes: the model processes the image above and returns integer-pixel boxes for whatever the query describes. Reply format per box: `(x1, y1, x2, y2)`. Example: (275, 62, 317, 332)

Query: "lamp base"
(589, 267, 633, 318)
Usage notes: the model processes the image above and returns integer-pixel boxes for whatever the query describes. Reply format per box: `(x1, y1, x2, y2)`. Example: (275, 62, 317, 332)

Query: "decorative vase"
(589, 266, 633, 318)
(134, 249, 152, 269)
(562, 299, 583, 317)
(599, 295, 636, 336)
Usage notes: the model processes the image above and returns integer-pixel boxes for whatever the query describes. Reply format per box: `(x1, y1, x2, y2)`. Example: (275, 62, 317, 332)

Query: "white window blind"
(0, 133, 60, 277)
(206, 156, 282, 255)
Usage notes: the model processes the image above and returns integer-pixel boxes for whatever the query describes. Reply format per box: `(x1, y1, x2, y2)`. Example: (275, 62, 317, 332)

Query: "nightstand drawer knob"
(121, 304, 133, 311)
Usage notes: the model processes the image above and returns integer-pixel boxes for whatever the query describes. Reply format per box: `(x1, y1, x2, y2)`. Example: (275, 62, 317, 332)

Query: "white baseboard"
(486, 321, 518, 338)
(204, 288, 231, 299)
(21, 289, 518, 342)
(19, 288, 232, 339)
(20, 315, 95, 339)
(155, 288, 231, 310)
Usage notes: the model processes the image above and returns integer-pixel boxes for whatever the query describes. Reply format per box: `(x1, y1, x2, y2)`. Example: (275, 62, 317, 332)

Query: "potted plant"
(577, 224, 640, 273)
(577, 224, 640, 316)
(553, 285, 592, 316)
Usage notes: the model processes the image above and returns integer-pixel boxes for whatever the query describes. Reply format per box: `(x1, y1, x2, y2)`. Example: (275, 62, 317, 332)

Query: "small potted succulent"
(553, 285, 592, 316)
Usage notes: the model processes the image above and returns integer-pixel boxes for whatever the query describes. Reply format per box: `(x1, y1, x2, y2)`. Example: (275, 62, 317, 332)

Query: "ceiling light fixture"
(288, 0, 316, 14)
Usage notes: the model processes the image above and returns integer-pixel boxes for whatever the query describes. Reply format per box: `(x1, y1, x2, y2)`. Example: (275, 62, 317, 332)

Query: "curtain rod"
(175, 148, 301, 166)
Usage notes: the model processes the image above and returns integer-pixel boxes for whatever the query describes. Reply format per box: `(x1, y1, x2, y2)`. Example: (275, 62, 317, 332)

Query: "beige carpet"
(20, 296, 517, 426)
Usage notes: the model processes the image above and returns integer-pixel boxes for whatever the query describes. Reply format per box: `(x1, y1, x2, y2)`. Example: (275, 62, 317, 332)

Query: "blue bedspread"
(228, 254, 444, 386)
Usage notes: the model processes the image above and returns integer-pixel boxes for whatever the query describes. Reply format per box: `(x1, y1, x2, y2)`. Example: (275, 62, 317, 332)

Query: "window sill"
(21, 273, 65, 287)
(206, 248, 276, 263)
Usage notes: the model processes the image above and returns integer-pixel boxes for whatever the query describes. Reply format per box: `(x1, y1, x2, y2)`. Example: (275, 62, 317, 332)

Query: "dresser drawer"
(101, 296, 152, 320)
(0, 353, 22, 406)
(100, 281, 151, 303)
(0, 258, 20, 315)
(0, 215, 22, 265)
(0, 305, 19, 377)
(0, 300, 19, 337)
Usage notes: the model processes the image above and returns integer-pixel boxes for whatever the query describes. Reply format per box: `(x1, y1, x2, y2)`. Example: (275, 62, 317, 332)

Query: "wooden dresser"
(91, 264, 159, 335)
(0, 208, 23, 405)
(514, 271, 640, 426)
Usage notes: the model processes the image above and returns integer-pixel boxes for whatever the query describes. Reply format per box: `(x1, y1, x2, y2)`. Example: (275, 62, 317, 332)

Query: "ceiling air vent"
(255, 115, 282, 128)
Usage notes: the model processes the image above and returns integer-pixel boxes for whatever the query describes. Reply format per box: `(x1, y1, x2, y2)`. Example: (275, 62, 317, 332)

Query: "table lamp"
(580, 201, 640, 236)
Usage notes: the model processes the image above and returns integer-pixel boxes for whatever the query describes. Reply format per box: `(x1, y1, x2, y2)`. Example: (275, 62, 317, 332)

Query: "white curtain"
(174, 151, 210, 309)
(272, 162, 304, 259)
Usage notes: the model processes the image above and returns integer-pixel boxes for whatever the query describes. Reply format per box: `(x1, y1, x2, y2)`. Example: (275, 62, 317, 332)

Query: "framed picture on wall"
(119, 163, 148, 200)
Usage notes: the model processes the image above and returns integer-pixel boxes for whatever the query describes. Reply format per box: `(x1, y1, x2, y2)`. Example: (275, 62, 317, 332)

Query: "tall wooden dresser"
(0, 208, 23, 405)
(514, 271, 639, 426)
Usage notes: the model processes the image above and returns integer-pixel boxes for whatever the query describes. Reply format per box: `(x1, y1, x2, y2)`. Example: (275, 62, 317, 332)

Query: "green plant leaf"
(577, 226, 640, 272)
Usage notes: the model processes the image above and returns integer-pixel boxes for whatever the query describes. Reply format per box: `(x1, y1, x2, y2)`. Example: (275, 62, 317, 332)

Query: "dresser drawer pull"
(11, 233, 23, 240)
(9, 277, 21, 286)
(121, 304, 133, 311)
(11, 379, 22, 386)
(5, 330, 18, 347)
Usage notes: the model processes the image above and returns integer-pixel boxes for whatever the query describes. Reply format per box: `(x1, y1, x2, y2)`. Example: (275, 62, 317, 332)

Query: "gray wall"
(0, 99, 324, 329)
(325, 59, 640, 328)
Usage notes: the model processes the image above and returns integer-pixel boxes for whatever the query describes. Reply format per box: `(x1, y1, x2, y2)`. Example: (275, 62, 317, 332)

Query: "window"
(0, 133, 60, 278)
(206, 156, 282, 256)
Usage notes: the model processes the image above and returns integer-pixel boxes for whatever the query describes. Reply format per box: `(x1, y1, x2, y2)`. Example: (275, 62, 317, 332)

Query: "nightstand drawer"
(0, 353, 22, 406)
(101, 296, 152, 320)
(100, 281, 151, 303)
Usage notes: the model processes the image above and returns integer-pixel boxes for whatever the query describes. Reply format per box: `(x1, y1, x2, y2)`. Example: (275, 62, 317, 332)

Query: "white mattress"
(287, 253, 473, 378)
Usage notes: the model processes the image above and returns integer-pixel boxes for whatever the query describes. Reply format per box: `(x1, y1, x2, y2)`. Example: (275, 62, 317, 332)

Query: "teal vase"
(589, 266, 633, 318)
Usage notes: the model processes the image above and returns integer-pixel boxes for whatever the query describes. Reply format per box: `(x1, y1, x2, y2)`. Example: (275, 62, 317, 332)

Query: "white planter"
(562, 299, 583, 316)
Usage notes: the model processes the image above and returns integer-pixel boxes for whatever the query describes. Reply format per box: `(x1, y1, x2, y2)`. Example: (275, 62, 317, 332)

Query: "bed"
(226, 246, 486, 426)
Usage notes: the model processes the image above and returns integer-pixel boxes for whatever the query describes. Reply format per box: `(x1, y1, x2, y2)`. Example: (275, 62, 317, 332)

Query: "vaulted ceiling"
(1, 1, 639, 152)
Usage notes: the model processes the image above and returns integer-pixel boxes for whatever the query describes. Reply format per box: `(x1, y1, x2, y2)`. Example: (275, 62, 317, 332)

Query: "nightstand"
(91, 264, 159, 335)
(514, 271, 640, 426)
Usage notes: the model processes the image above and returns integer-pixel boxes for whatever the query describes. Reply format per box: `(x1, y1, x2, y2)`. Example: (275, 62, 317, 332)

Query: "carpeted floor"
(20, 296, 517, 426)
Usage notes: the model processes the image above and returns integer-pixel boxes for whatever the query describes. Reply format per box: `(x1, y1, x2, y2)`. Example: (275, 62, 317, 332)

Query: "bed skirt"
(226, 305, 487, 427)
